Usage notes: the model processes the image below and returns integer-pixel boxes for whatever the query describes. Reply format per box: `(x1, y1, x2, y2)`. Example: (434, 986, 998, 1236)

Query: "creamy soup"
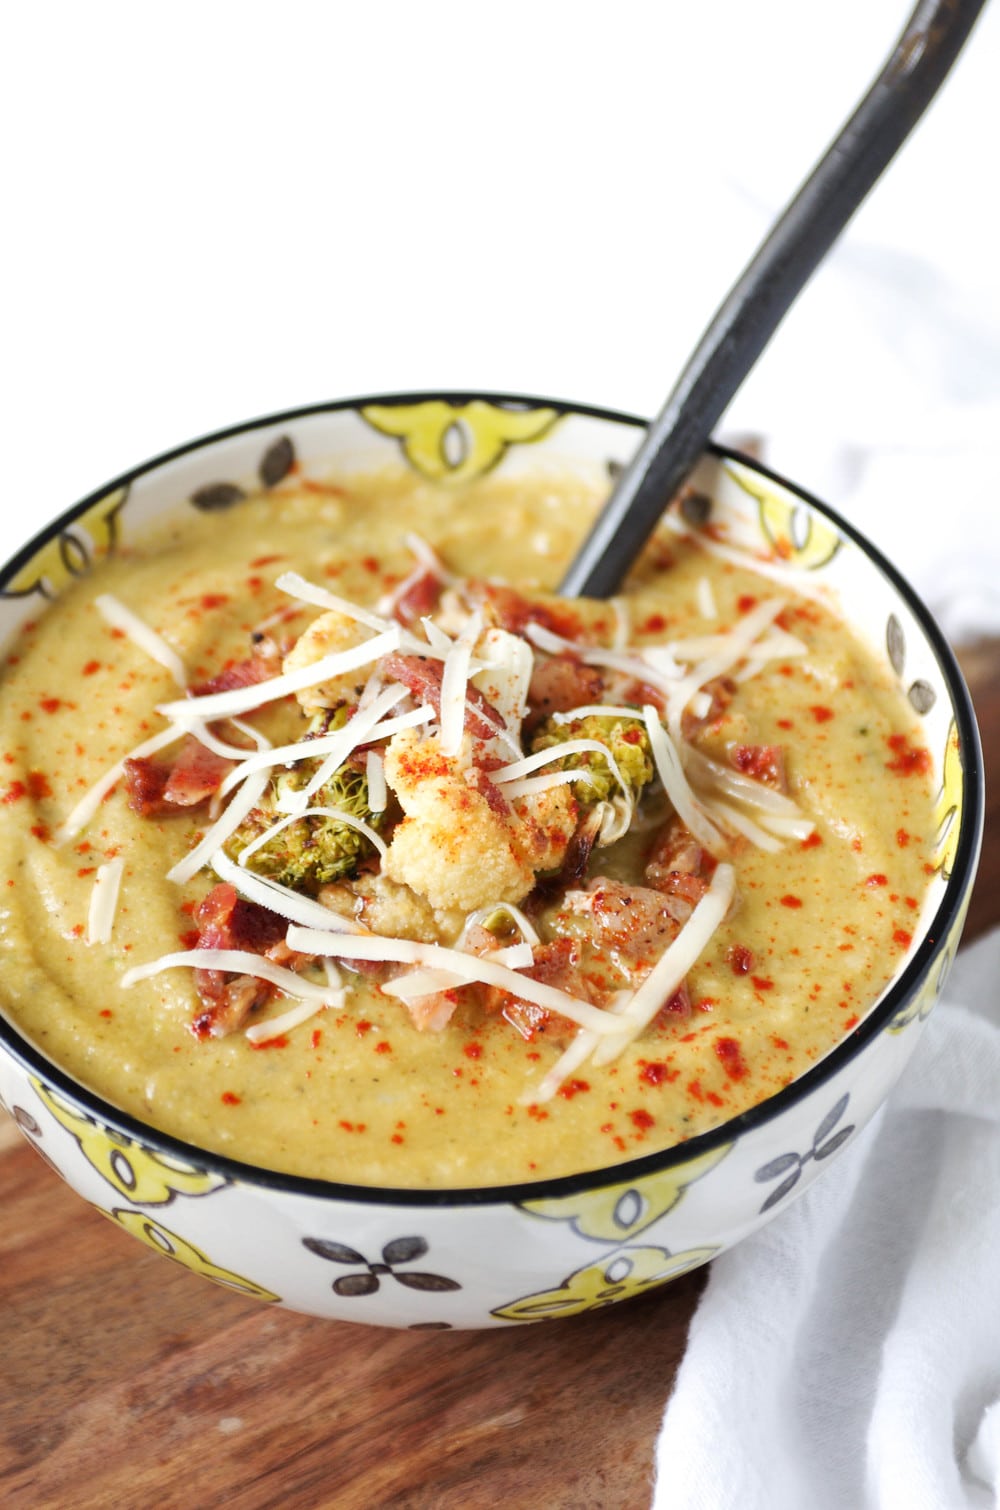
(0, 468, 936, 1186)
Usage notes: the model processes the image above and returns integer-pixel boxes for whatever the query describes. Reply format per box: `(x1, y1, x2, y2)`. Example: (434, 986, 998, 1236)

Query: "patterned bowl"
(0, 394, 983, 1328)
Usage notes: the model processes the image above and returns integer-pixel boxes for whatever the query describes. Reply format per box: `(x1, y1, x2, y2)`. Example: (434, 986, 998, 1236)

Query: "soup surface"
(0, 467, 936, 1186)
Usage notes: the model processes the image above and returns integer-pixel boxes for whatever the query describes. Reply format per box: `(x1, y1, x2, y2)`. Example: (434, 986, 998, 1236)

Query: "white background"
(2, 0, 998, 620)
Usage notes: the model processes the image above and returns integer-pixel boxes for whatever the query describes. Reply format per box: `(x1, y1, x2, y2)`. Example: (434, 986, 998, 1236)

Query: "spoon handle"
(559, 0, 988, 599)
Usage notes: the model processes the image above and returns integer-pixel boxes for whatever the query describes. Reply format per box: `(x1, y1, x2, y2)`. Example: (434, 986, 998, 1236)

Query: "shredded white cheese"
(211, 849, 366, 933)
(438, 609, 482, 757)
(696, 576, 718, 619)
(642, 707, 727, 853)
(121, 949, 343, 1006)
(166, 769, 271, 886)
(365, 750, 387, 814)
(95, 594, 187, 688)
(245, 995, 341, 1045)
(284, 925, 623, 1036)
(157, 624, 403, 723)
(85, 857, 125, 945)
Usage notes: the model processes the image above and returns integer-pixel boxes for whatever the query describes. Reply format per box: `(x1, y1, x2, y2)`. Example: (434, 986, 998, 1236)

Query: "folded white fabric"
(653, 927, 1000, 1510)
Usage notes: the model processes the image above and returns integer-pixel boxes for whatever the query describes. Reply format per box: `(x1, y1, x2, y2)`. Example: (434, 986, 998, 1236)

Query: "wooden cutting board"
(3, 641, 998, 1510)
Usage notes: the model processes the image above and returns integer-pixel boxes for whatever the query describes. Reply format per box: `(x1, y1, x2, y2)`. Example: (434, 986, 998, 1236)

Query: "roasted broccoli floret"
(530, 713, 654, 805)
(225, 710, 385, 890)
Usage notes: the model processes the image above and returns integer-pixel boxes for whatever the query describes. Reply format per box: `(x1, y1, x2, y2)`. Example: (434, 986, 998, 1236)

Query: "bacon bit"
(682, 675, 736, 739)
(893, 928, 913, 949)
(221, 1091, 242, 1106)
(189, 638, 282, 698)
(727, 943, 754, 975)
(472, 581, 578, 640)
(659, 983, 692, 1021)
(82, 660, 101, 676)
(644, 818, 710, 903)
(630, 1108, 655, 1131)
(557, 1079, 591, 1099)
(178, 928, 200, 949)
(525, 655, 604, 732)
(865, 873, 888, 888)
(809, 705, 834, 723)
(752, 976, 775, 992)
(729, 744, 787, 791)
(124, 737, 233, 816)
(39, 698, 63, 714)
(390, 568, 442, 627)
(800, 831, 822, 850)
(896, 828, 911, 848)
(715, 1035, 748, 1080)
(382, 652, 504, 739)
(886, 733, 932, 776)
(780, 894, 803, 909)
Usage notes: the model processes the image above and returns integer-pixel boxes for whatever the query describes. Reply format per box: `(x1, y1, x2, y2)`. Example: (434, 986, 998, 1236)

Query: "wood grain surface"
(2, 641, 997, 1510)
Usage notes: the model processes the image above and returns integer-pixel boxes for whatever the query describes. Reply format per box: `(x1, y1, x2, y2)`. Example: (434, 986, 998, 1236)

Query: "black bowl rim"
(0, 390, 985, 1209)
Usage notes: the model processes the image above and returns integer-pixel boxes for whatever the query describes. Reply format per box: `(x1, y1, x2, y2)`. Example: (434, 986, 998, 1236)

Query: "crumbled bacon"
(381, 652, 505, 739)
(644, 818, 711, 906)
(123, 737, 233, 816)
(564, 878, 688, 978)
(189, 635, 283, 698)
(389, 569, 442, 627)
(682, 675, 737, 739)
(728, 743, 787, 791)
(484, 937, 590, 1043)
(188, 883, 289, 1039)
(525, 655, 604, 732)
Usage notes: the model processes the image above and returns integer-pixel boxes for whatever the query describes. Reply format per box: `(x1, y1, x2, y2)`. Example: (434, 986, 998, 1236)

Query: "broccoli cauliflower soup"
(0, 466, 936, 1186)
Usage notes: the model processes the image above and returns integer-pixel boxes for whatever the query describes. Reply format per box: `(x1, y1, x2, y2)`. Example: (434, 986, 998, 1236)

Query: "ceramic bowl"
(0, 394, 983, 1328)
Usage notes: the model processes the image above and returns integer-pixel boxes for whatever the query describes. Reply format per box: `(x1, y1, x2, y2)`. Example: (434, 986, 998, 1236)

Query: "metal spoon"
(559, 0, 988, 599)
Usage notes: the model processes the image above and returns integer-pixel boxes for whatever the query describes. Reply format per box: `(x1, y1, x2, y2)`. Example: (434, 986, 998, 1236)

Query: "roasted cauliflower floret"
(381, 729, 577, 911)
(282, 609, 371, 712)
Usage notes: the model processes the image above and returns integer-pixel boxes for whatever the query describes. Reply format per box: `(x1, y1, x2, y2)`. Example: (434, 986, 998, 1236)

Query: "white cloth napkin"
(654, 928, 1000, 1510)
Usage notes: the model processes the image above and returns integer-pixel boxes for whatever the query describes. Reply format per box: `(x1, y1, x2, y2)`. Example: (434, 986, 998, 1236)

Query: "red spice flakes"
(630, 1108, 656, 1132)
(557, 1079, 591, 1099)
(686, 1079, 704, 1102)
(339, 1119, 367, 1133)
(726, 943, 754, 975)
(777, 718, 794, 730)
(391, 1134, 405, 1145)
(250, 1035, 289, 1050)
(525, 1104, 550, 1121)
(250, 553, 286, 568)
(779, 664, 796, 677)
(200, 594, 229, 611)
(893, 928, 913, 949)
(221, 1091, 242, 1106)
(27, 771, 51, 800)
(865, 873, 889, 888)
(896, 828, 911, 848)
(695, 996, 717, 1012)
(245, 576, 263, 593)
(641, 612, 667, 634)
(809, 705, 834, 723)
(179, 898, 197, 916)
(31, 824, 50, 841)
(885, 733, 932, 776)
(639, 1061, 678, 1087)
(70, 923, 84, 938)
(843, 1014, 860, 1030)
(361, 556, 380, 573)
(77, 866, 96, 878)
(311, 1029, 323, 1049)
(772, 1034, 790, 1050)
(715, 1035, 748, 1080)
(374, 1040, 392, 1055)
(463, 1041, 483, 1060)
(780, 894, 803, 909)
(752, 976, 775, 992)
(355, 1019, 373, 1036)
(904, 896, 918, 911)
(82, 660, 102, 676)
(622, 726, 643, 745)
(99, 1008, 113, 1019)
(1, 780, 26, 804)
(39, 698, 63, 714)
(737, 594, 759, 614)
